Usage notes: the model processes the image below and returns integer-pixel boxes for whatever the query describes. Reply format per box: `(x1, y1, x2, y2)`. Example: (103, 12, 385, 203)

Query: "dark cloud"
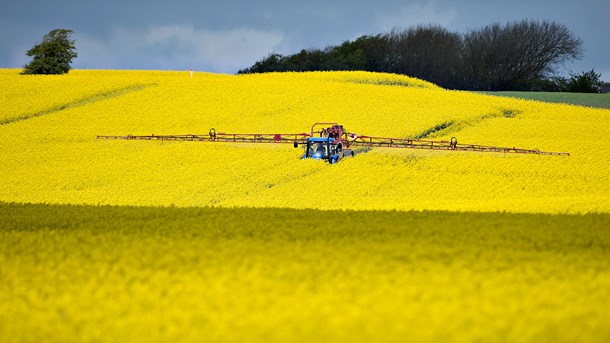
(1, 0, 608, 80)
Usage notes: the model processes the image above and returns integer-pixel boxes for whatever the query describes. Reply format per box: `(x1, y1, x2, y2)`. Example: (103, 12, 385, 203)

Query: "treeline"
(239, 20, 591, 91)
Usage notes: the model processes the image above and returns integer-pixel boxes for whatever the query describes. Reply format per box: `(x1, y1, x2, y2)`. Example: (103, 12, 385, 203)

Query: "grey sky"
(1, 0, 608, 81)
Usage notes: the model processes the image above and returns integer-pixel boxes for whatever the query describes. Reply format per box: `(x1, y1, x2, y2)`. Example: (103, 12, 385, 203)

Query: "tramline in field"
(97, 122, 570, 164)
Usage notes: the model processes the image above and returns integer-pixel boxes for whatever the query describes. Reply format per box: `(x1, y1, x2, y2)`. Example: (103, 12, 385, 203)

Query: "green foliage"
(22, 29, 77, 75)
(489, 71, 605, 93)
(240, 20, 584, 92)
(562, 69, 603, 93)
(329, 40, 367, 70)
(237, 42, 368, 74)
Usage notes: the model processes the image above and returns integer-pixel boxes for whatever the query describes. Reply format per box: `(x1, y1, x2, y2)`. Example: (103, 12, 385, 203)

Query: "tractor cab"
(293, 122, 355, 164)
(306, 137, 333, 160)
(297, 137, 347, 164)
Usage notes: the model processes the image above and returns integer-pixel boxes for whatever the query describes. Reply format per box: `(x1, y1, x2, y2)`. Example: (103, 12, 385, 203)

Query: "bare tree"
(240, 19, 583, 91)
(460, 20, 583, 90)
(384, 25, 461, 87)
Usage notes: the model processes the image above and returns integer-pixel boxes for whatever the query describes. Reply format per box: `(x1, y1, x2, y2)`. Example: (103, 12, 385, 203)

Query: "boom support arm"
(349, 135, 569, 156)
(97, 128, 311, 144)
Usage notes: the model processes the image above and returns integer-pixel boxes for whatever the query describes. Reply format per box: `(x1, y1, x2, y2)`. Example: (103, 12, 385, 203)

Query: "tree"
(562, 69, 603, 93)
(459, 20, 583, 90)
(22, 29, 77, 75)
(329, 40, 367, 70)
(239, 20, 584, 91)
(384, 25, 462, 88)
(238, 53, 291, 74)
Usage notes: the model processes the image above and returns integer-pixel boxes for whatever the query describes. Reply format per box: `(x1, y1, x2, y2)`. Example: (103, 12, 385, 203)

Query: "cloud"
(145, 25, 284, 72)
(9, 45, 31, 68)
(74, 25, 284, 73)
(73, 32, 122, 69)
(376, 1, 458, 31)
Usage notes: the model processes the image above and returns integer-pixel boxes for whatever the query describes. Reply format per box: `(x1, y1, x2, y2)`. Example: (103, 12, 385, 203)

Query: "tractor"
(97, 121, 569, 162)
(294, 123, 354, 163)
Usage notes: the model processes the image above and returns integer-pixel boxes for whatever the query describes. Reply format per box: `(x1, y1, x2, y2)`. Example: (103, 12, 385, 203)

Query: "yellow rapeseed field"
(0, 68, 608, 213)
(1, 203, 609, 342)
(1, 69, 609, 342)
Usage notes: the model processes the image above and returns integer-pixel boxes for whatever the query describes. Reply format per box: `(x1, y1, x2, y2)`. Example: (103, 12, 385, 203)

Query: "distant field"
(479, 91, 610, 109)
